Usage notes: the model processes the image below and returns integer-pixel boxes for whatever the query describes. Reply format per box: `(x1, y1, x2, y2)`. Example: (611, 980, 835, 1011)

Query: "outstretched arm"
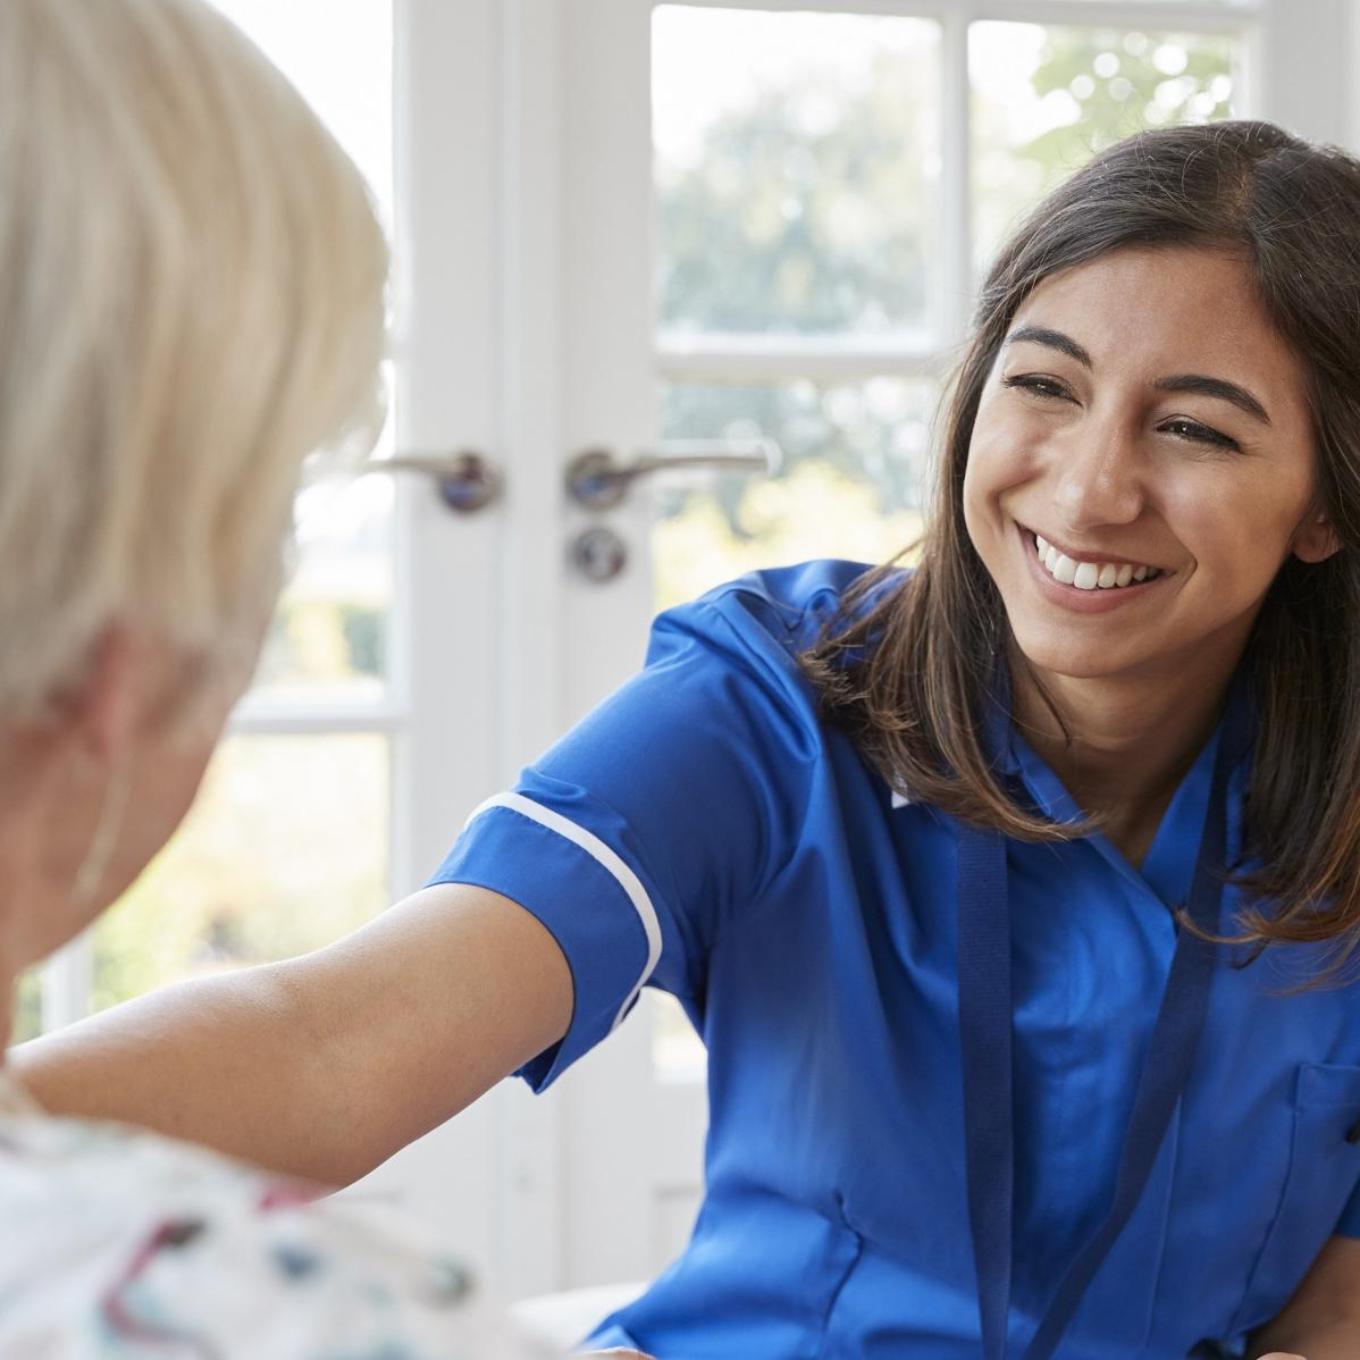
(9, 882, 573, 1187)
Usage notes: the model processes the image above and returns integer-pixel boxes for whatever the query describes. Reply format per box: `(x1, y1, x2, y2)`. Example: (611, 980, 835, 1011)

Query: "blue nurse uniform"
(429, 559, 1360, 1358)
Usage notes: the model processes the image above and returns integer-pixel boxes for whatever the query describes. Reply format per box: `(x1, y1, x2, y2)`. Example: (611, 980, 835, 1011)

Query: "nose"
(1048, 408, 1144, 532)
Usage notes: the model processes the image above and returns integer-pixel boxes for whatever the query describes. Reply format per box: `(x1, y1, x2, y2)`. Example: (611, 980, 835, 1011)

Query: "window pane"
(91, 734, 388, 1011)
(652, 379, 934, 612)
(653, 6, 940, 340)
(11, 971, 40, 1045)
(971, 23, 1241, 276)
(208, 0, 396, 702)
(252, 476, 393, 705)
(651, 992, 706, 1081)
(208, 0, 392, 225)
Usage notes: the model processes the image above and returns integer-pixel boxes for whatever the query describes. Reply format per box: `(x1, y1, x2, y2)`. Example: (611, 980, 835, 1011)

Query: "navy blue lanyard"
(956, 672, 1252, 1360)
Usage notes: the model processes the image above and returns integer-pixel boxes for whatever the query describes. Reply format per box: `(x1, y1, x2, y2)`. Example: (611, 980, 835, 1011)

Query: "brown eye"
(1159, 417, 1241, 452)
(1003, 374, 1071, 401)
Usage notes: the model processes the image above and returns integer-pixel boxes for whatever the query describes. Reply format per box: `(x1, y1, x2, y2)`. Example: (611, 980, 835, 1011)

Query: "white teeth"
(1030, 531, 1160, 591)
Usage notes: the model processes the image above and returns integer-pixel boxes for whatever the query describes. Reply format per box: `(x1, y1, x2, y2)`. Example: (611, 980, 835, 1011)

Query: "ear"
(1291, 507, 1342, 565)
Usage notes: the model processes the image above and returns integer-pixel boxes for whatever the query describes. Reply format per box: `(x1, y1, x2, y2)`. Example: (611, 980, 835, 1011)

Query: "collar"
(890, 658, 1257, 881)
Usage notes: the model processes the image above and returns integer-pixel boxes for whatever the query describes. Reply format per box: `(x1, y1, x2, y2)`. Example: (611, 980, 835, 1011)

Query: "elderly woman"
(0, 0, 565, 1354)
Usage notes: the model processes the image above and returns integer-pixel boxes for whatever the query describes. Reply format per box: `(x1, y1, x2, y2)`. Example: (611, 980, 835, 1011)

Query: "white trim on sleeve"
(464, 792, 663, 1030)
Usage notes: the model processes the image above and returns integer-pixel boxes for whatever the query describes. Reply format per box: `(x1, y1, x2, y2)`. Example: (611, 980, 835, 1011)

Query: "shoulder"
(695, 557, 886, 640)
(0, 1111, 496, 1357)
(649, 558, 906, 678)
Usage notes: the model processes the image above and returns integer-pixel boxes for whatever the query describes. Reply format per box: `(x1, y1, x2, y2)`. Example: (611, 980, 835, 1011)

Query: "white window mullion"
(41, 933, 92, 1032)
(974, 1, 1257, 29)
(939, 1, 974, 350)
(655, 342, 949, 385)
(647, 0, 1260, 26)
(1255, 0, 1348, 144)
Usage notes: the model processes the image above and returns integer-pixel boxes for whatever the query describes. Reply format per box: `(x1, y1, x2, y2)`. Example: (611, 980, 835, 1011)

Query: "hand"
(1257, 1353, 1307, 1359)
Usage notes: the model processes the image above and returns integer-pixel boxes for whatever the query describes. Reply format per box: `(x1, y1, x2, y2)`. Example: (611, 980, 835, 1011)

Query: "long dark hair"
(801, 120, 1360, 985)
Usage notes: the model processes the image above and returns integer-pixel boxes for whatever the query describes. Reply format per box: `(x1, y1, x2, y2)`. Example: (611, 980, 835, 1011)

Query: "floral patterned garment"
(0, 1064, 510, 1358)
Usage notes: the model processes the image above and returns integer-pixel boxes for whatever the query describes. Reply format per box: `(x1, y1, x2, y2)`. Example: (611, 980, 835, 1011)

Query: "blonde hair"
(0, 0, 388, 720)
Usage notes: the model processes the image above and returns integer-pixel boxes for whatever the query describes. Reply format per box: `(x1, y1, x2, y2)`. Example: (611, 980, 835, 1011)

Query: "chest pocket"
(1228, 1063, 1360, 1338)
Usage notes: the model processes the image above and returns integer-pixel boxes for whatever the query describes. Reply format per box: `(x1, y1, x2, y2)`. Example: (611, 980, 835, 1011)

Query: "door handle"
(565, 438, 780, 511)
(359, 450, 503, 514)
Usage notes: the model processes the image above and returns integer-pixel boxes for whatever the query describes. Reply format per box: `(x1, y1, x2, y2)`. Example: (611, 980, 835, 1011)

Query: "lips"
(1031, 530, 1163, 590)
(1014, 520, 1166, 613)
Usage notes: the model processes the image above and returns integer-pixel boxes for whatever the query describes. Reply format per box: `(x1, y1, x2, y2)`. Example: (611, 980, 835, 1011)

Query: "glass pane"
(653, 6, 940, 340)
(252, 476, 394, 705)
(650, 992, 706, 1081)
(11, 971, 40, 1045)
(91, 734, 388, 1012)
(652, 379, 934, 612)
(971, 23, 1241, 276)
(208, 0, 392, 224)
(208, 0, 396, 703)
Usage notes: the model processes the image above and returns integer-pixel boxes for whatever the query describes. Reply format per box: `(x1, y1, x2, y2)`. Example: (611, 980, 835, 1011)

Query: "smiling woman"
(806, 122, 1359, 972)
(965, 244, 1333, 864)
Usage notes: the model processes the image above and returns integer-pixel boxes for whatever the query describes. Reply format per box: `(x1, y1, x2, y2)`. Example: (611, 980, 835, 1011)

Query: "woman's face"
(963, 244, 1338, 688)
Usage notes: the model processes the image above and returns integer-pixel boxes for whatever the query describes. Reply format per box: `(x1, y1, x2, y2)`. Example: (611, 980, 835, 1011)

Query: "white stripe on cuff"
(464, 792, 663, 1030)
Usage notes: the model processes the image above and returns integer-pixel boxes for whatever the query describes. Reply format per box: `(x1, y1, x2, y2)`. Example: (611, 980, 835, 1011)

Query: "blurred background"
(15, 0, 1355, 1315)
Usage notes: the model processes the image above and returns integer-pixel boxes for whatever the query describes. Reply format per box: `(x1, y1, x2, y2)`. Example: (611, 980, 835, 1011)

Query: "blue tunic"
(430, 559, 1360, 1358)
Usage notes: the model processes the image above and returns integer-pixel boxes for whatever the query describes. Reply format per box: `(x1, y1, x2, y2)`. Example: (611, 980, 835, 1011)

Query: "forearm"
(7, 885, 572, 1187)
(7, 962, 358, 1185)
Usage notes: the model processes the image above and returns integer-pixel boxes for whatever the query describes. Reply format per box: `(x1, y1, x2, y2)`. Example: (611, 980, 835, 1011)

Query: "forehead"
(1009, 245, 1308, 400)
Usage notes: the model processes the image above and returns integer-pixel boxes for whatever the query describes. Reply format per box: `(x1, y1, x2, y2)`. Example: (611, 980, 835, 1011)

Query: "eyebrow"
(1004, 324, 1272, 426)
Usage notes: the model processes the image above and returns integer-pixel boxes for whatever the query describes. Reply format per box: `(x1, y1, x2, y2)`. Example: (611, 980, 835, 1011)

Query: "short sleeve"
(426, 581, 830, 1092)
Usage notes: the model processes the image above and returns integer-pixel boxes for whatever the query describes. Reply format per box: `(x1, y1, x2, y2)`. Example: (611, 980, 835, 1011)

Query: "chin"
(1008, 626, 1148, 683)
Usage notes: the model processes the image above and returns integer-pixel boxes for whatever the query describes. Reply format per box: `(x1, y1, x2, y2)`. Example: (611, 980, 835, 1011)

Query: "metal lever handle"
(566, 438, 780, 511)
(359, 450, 502, 514)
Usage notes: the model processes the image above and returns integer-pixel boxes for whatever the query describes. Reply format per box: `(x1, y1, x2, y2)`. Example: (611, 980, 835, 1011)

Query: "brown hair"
(801, 120, 1360, 984)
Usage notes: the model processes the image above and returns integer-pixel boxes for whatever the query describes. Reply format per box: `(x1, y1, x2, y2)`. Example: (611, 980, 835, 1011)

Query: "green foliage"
(339, 603, 384, 678)
(974, 26, 1234, 265)
(1027, 27, 1233, 156)
(660, 378, 936, 523)
(89, 735, 388, 1014)
(659, 47, 935, 336)
(653, 462, 924, 611)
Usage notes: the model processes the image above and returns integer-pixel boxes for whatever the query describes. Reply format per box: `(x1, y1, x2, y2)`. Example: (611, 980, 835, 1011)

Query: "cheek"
(1162, 473, 1306, 585)
(963, 412, 1042, 538)
(967, 403, 1047, 488)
